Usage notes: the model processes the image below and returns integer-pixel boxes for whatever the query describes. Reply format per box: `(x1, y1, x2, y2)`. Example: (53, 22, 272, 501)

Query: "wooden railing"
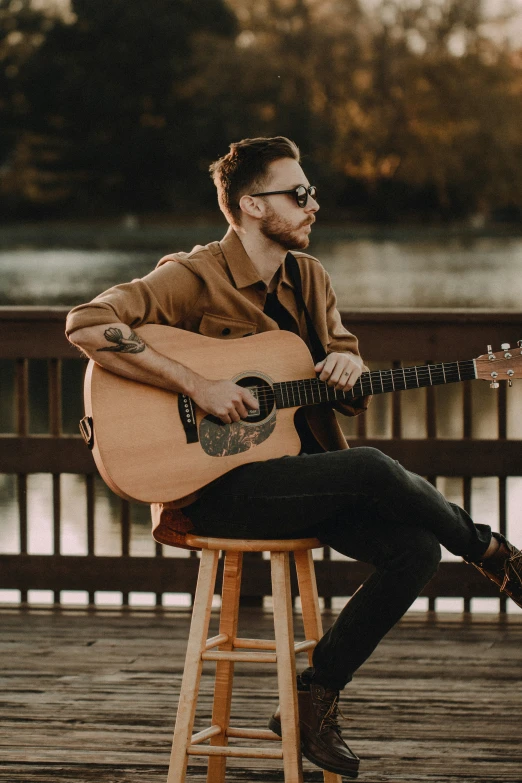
(1, 306, 522, 611)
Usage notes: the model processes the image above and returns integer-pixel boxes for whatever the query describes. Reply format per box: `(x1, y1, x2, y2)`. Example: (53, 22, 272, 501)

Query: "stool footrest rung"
(294, 639, 317, 653)
(187, 744, 284, 759)
(190, 725, 222, 745)
(201, 649, 277, 663)
(227, 726, 281, 741)
(233, 637, 276, 650)
(204, 633, 229, 650)
(201, 638, 317, 660)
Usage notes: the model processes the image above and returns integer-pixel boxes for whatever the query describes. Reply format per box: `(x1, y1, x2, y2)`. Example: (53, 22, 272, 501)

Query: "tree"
(0, 0, 64, 212)
(2, 0, 522, 220)
(2, 0, 237, 215)
(192, 0, 522, 221)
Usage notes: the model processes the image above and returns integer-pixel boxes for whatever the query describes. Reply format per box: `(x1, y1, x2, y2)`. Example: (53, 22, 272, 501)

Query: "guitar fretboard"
(270, 360, 477, 409)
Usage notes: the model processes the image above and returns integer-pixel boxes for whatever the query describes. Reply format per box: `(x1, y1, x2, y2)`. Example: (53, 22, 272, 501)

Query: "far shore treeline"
(1, 0, 522, 224)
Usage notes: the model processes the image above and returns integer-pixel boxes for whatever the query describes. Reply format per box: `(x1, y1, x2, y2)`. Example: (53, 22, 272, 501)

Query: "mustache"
(301, 217, 316, 227)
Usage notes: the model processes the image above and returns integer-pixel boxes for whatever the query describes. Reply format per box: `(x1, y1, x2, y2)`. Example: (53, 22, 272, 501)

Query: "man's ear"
(238, 194, 263, 220)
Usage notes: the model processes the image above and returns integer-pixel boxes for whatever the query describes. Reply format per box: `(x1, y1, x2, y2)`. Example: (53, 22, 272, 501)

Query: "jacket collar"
(219, 226, 294, 290)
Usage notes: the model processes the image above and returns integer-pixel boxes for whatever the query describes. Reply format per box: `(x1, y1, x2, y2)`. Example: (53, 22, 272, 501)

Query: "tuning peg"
(487, 344, 495, 361)
(501, 343, 511, 350)
(490, 381, 500, 389)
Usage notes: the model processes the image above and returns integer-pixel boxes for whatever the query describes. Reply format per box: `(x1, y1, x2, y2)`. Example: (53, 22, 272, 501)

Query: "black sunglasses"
(249, 184, 318, 208)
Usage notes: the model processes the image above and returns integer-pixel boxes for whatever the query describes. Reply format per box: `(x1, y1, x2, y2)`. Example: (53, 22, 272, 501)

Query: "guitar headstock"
(475, 342, 522, 387)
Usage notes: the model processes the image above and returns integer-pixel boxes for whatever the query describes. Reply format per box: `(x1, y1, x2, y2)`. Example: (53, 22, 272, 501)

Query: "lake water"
(1, 232, 522, 611)
(2, 232, 522, 309)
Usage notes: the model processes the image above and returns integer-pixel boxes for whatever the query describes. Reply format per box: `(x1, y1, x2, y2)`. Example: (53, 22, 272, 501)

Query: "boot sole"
(268, 715, 359, 779)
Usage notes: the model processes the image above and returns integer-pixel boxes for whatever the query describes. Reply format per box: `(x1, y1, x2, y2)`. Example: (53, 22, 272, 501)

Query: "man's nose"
(306, 196, 319, 213)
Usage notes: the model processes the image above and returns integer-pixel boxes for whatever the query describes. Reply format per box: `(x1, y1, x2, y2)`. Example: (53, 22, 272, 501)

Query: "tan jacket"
(66, 227, 371, 540)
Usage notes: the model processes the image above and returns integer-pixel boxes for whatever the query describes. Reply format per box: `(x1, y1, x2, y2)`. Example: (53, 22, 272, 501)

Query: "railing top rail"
(1, 306, 522, 360)
(1, 305, 522, 322)
(0, 306, 72, 321)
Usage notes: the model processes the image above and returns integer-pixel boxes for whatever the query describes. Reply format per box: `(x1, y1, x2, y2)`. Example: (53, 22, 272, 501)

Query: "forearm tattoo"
(97, 327, 146, 354)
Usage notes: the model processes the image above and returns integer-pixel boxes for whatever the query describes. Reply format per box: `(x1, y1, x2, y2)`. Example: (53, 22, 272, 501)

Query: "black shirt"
(263, 288, 324, 455)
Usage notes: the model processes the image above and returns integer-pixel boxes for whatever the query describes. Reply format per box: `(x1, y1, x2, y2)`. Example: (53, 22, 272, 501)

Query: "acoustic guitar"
(80, 325, 522, 503)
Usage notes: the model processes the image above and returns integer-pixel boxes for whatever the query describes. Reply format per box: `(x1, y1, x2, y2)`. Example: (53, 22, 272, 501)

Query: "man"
(66, 136, 522, 779)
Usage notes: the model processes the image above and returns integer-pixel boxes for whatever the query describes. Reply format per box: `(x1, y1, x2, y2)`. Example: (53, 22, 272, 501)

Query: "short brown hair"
(209, 136, 300, 225)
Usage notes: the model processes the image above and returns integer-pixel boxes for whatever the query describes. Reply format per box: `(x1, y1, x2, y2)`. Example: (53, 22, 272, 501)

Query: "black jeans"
(185, 447, 492, 691)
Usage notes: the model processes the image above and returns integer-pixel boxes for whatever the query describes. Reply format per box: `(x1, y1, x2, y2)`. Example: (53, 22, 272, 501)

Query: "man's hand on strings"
(191, 378, 259, 424)
(315, 352, 364, 391)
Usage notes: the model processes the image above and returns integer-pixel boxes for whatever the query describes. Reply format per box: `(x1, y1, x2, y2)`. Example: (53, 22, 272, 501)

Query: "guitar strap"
(285, 252, 327, 364)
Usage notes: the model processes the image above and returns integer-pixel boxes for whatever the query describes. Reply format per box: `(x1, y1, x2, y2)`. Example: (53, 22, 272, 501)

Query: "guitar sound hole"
(237, 375, 274, 421)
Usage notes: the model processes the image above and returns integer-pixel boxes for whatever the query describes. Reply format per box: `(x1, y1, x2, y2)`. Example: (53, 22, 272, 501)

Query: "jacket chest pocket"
(198, 312, 257, 339)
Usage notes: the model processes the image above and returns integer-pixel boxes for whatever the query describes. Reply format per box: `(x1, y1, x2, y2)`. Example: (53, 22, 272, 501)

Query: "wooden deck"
(1, 607, 521, 782)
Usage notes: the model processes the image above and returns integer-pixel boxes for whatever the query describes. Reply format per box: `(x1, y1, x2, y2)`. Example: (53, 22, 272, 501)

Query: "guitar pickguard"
(199, 413, 276, 457)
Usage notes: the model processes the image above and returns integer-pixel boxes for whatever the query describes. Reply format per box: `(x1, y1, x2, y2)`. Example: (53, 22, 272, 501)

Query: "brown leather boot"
(467, 533, 522, 609)
(269, 683, 360, 778)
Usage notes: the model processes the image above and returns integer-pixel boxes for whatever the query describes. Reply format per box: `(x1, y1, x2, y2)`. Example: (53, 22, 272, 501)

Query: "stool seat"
(184, 534, 323, 551)
(166, 536, 342, 783)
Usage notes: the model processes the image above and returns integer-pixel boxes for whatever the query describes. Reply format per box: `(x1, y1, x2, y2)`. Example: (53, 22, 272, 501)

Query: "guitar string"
(250, 363, 477, 400)
(251, 384, 472, 409)
(248, 361, 477, 396)
(184, 359, 478, 411)
(247, 361, 477, 407)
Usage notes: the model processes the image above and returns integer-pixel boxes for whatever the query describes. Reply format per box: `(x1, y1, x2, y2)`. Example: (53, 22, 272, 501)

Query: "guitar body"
(84, 325, 317, 503)
(84, 323, 520, 504)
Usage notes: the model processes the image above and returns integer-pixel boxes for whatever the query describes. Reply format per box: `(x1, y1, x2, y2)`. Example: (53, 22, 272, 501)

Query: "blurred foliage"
(0, 0, 237, 215)
(1, 0, 522, 222)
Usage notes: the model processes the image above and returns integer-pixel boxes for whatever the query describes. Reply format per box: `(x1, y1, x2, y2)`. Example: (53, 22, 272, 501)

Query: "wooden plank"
(0, 609, 521, 782)
(392, 359, 402, 438)
(1, 307, 522, 361)
(0, 555, 507, 599)
(351, 439, 522, 476)
(15, 358, 29, 435)
(48, 359, 62, 437)
(340, 311, 522, 361)
(1, 436, 521, 476)
(0, 320, 80, 359)
(0, 436, 95, 472)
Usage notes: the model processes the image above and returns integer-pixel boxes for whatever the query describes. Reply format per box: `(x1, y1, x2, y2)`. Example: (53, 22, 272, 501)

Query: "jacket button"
(221, 327, 231, 335)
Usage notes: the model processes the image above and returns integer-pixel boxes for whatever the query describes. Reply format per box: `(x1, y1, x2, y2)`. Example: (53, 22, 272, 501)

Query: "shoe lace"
(317, 692, 347, 735)
(501, 545, 522, 592)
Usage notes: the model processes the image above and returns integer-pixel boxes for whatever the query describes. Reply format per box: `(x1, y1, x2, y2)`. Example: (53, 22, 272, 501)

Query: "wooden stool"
(166, 535, 342, 783)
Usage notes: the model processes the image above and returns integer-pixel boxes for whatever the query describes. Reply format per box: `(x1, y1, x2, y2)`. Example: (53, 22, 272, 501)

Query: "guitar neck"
(273, 359, 477, 409)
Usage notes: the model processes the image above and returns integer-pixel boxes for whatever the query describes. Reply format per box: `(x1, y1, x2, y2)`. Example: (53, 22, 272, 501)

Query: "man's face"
(255, 158, 319, 251)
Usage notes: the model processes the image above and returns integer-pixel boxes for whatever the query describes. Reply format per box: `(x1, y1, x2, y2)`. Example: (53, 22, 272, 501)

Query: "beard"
(259, 206, 313, 250)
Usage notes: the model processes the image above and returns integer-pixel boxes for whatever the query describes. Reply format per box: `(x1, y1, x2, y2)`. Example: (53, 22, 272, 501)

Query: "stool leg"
(294, 549, 343, 783)
(271, 551, 304, 783)
(167, 548, 219, 783)
(293, 549, 323, 668)
(206, 550, 243, 783)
